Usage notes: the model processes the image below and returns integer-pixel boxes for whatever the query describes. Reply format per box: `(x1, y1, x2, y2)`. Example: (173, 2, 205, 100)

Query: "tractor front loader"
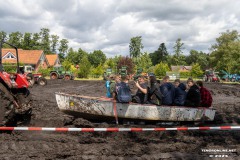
(0, 40, 32, 126)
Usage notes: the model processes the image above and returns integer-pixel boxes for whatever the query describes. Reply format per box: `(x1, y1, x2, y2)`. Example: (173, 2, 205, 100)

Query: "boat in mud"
(55, 92, 216, 122)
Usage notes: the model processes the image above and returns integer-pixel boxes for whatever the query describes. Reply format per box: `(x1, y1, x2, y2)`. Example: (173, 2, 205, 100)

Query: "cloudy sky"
(0, 0, 239, 57)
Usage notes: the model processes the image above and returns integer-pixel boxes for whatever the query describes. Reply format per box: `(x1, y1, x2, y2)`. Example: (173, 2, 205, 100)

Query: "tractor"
(0, 40, 32, 126)
(119, 66, 128, 76)
(203, 69, 220, 82)
(20, 65, 47, 86)
(103, 68, 112, 80)
(50, 66, 74, 80)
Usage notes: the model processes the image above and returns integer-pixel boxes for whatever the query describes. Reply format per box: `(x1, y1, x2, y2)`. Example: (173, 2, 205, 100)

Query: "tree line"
(1, 28, 240, 78)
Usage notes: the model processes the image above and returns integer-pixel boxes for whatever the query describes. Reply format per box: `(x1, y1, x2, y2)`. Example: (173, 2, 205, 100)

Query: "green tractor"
(103, 68, 113, 80)
(119, 66, 128, 76)
(50, 66, 74, 80)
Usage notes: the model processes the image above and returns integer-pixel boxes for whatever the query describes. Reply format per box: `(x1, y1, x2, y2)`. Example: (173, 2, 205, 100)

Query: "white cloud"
(0, 0, 240, 57)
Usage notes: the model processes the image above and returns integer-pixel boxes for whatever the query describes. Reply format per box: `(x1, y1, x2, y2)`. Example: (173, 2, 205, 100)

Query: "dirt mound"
(0, 80, 239, 159)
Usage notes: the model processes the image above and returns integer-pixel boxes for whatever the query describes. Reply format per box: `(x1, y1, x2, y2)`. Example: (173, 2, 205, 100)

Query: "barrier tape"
(0, 126, 240, 132)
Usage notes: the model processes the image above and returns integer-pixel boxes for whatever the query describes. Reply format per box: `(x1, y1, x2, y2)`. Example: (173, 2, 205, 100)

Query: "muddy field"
(0, 80, 240, 160)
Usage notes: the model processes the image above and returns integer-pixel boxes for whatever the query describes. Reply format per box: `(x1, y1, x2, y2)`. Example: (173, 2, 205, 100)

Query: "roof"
(171, 66, 192, 71)
(45, 54, 59, 66)
(2, 48, 44, 64)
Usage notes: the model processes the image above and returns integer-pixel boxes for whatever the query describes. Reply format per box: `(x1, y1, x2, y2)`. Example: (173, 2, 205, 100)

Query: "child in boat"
(185, 79, 201, 107)
(115, 75, 132, 103)
(111, 74, 121, 99)
(147, 75, 162, 105)
(173, 79, 186, 106)
(196, 81, 213, 107)
(160, 76, 175, 105)
(132, 75, 148, 104)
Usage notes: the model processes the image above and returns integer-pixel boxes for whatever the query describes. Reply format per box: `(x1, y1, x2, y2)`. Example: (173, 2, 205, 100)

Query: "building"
(171, 66, 192, 72)
(2, 48, 49, 71)
(45, 54, 61, 67)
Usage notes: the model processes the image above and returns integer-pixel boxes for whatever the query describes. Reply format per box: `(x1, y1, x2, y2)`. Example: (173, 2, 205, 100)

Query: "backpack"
(117, 82, 132, 103)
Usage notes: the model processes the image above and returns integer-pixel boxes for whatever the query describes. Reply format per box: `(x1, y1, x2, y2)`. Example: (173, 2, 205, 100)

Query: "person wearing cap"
(196, 81, 212, 107)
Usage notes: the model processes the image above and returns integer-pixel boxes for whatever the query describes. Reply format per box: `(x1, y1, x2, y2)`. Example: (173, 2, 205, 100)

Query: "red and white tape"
(0, 126, 239, 132)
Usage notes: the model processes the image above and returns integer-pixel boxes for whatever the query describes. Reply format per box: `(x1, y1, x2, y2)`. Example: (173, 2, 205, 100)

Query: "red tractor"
(0, 40, 32, 126)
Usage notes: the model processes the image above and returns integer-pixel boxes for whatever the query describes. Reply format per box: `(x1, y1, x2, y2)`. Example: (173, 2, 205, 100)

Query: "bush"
(38, 67, 51, 77)
(154, 62, 170, 78)
(191, 63, 204, 78)
(180, 71, 191, 78)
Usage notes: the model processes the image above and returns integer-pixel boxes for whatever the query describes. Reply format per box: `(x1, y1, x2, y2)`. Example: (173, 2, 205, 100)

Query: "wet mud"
(0, 80, 239, 159)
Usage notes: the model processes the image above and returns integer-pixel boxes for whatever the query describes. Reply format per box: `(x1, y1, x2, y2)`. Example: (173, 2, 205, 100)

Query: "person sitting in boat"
(184, 79, 201, 107)
(115, 75, 132, 103)
(111, 74, 121, 99)
(105, 75, 112, 98)
(196, 81, 213, 107)
(160, 76, 175, 105)
(147, 74, 162, 105)
(132, 75, 148, 104)
(173, 79, 186, 106)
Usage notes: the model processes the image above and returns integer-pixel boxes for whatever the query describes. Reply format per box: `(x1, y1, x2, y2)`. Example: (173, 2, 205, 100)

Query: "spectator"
(148, 75, 162, 105)
(196, 81, 213, 107)
(173, 79, 186, 106)
(111, 75, 121, 99)
(132, 75, 148, 104)
(185, 79, 201, 107)
(160, 76, 175, 105)
(105, 75, 112, 98)
(116, 75, 132, 103)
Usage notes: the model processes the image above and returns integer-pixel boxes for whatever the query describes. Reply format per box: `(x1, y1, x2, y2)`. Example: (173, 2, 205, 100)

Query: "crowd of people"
(105, 74, 213, 108)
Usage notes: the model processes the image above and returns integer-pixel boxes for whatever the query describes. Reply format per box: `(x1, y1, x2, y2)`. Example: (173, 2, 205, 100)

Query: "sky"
(0, 0, 240, 57)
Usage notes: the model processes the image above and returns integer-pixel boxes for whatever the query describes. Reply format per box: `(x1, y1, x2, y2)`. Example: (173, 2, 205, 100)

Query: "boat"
(55, 92, 216, 122)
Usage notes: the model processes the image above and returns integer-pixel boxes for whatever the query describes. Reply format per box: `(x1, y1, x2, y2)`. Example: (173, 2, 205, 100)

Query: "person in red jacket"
(196, 81, 213, 107)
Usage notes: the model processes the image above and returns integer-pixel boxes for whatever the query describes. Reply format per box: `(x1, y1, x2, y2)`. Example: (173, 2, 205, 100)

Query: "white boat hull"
(55, 92, 216, 122)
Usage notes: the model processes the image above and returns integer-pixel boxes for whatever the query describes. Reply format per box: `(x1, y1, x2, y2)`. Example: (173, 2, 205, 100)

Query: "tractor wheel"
(0, 83, 16, 126)
(64, 75, 71, 80)
(38, 77, 47, 86)
(50, 72, 58, 80)
(14, 88, 32, 124)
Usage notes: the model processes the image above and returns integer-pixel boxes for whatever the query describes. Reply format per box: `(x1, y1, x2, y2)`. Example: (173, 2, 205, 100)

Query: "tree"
(31, 33, 41, 50)
(40, 28, 51, 54)
(88, 50, 106, 68)
(154, 62, 170, 78)
(66, 48, 88, 65)
(136, 52, 152, 72)
(58, 38, 69, 62)
(0, 31, 7, 41)
(91, 64, 104, 78)
(129, 36, 144, 59)
(185, 50, 209, 70)
(62, 60, 72, 71)
(51, 35, 59, 53)
(172, 38, 185, 65)
(149, 43, 169, 65)
(117, 56, 135, 74)
(22, 32, 32, 50)
(8, 31, 23, 48)
(190, 63, 204, 78)
(210, 30, 240, 73)
(78, 55, 91, 78)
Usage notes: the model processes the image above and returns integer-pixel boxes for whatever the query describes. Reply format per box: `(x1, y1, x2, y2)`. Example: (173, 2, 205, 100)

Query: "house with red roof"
(2, 48, 49, 71)
(45, 54, 61, 67)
